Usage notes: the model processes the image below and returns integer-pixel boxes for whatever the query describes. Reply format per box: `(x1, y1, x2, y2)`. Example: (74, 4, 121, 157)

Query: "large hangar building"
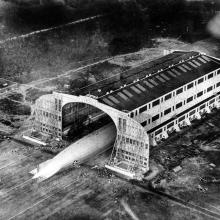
(33, 50, 220, 178)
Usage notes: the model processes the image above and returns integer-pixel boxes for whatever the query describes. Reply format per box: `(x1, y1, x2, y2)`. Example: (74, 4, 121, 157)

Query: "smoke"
(207, 12, 220, 38)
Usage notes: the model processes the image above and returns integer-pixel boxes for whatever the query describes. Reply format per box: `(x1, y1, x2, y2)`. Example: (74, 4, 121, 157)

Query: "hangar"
(33, 50, 220, 179)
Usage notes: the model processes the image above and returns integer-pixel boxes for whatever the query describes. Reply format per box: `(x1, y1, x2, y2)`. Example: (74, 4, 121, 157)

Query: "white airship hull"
(31, 123, 116, 180)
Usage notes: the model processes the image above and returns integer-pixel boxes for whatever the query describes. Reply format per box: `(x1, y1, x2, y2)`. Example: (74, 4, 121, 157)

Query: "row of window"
(122, 155, 148, 165)
(153, 97, 218, 138)
(40, 122, 61, 132)
(39, 110, 61, 121)
(40, 123, 62, 136)
(119, 118, 127, 132)
(63, 103, 87, 114)
(120, 150, 148, 165)
(140, 83, 219, 127)
(131, 70, 219, 117)
(120, 135, 147, 148)
(55, 98, 62, 111)
(120, 149, 148, 157)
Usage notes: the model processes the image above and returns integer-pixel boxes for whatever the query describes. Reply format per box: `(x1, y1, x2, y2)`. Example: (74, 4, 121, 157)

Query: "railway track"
(0, 14, 104, 45)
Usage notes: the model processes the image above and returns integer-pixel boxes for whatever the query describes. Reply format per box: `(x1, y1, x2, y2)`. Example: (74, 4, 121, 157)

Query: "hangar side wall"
(34, 94, 63, 138)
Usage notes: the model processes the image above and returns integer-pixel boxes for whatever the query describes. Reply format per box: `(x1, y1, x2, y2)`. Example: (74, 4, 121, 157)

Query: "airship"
(30, 123, 116, 180)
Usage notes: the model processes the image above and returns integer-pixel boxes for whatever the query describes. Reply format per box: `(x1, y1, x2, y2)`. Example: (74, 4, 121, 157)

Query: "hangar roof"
(98, 51, 220, 112)
(77, 51, 199, 97)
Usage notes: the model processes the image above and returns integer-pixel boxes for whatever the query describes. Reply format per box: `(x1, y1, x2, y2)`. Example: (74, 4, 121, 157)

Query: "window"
(144, 81, 154, 88)
(58, 100, 62, 111)
(152, 114, 159, 122)
(131, 86, 141, 94)
(198, 57, 207, 63)
(187, 96, 193, 103)
(178, 116, 185, 122)
(197, 91, 203, 98)
(187, 82, 194, 90)
(161, 73, 170, 80)
(136, 83, 146, 91)
(165, 93, 172, 101)
(130, 112, 134, 118)
(176, 102, 183, 109)
(168, 70, 177, 77)
(164, 107, 171, 115)
(118, 92, 128, 100)
(182, 64, 191, 71)
(207, 86, 213, 92)
(109, 95, 119, 104)
(123, 119, 126, 132)
(200, 104, 205, 110)
(217, 82, 220, 87)
(178, 66, 187, 73)
(208, 73, 214, 79)
(189, 110, 196, 116)
(188, 61, 197, 68)
(55, 98, 58, 111)
(123, 89, 133, 97)
(192, 60, 201, 66)
(176, 88, 183, 95)
(156, 75, 165, 83)
(140, 105, 147, 113)
(172, 69, 182, 75)
(217, 70, 220, 75)
(198, 78, 204, 84)
(152, 99, 160, 107)
(155, 129, 162, 136)
(141, 121, 147, 127)
(167, 122, 174, 129)
(210, 99, 215, 104)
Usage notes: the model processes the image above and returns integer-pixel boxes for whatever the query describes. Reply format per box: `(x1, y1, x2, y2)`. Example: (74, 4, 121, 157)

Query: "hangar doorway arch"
(34, 92, 150, 179)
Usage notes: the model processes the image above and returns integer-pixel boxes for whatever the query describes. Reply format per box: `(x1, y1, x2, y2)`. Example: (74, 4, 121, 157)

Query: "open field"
(1, 107, 220, 219)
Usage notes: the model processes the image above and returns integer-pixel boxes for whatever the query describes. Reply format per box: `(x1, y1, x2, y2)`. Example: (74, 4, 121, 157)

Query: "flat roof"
(98, 52, 220, 111)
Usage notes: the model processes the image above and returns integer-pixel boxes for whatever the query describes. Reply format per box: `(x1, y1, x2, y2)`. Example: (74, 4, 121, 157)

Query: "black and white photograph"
(0, 0, 220, 219)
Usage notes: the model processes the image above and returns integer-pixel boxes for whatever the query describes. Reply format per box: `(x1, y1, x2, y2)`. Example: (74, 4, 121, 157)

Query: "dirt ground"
(0, 107, 220, 220)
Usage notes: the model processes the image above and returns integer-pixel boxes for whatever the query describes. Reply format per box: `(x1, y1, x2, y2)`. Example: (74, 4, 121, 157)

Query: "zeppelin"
(30, 123, 116, 180)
